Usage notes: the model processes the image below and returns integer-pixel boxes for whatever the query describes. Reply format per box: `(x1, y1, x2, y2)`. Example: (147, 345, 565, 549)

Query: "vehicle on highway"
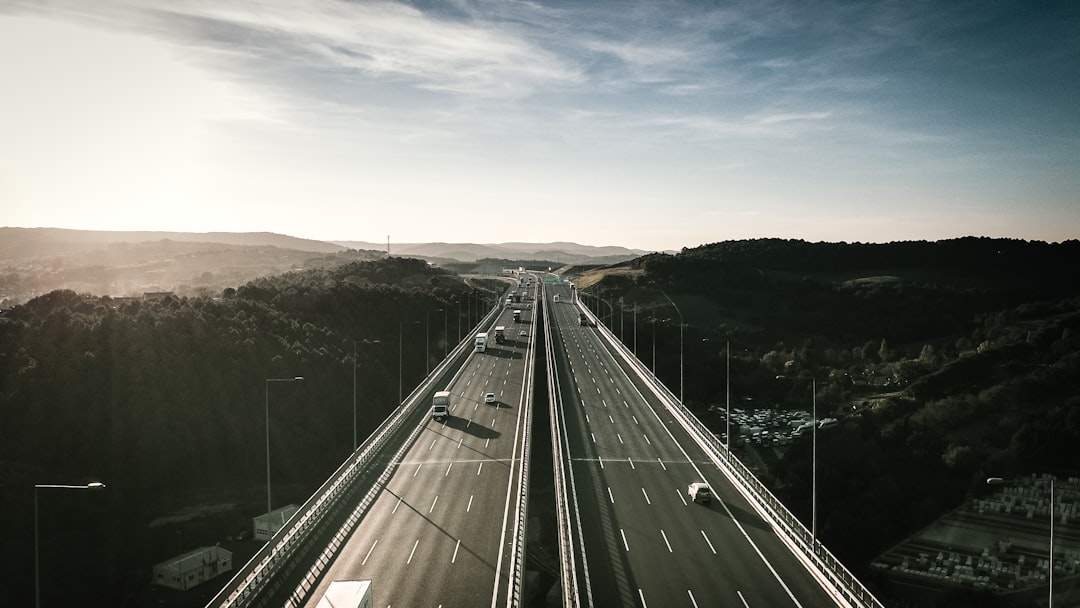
(553, 294, 560, 302)
(688, 482, 712, 504)
(484, 392, 496, 404)
(432, 391, 451, 422)
(518, 330, 527, 337)
(494, 326, 506, 344)
(475, 332, 488, 352)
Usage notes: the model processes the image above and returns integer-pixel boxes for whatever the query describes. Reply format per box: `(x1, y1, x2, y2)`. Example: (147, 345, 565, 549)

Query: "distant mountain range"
(0, 228, 652, 304)
(0, 228, 651, 263)
(333, 240, 653, 264)
(0, 227, 346, 258)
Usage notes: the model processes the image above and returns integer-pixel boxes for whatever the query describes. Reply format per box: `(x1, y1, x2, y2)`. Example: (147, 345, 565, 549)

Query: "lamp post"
(777, 374, 818, 542)
(987, 476, 1055, 607)
(353, 339, 379, 451)
(35, 482, 105, 608)
(725, 341, 731, 450)
(455, 300, 461, 346)
(656, 286, 684, 403)
(399, 320, 420, 405)
(443, 307, 449, 357)
(651, 312, 656, 374)
(266, 376, 303, 515)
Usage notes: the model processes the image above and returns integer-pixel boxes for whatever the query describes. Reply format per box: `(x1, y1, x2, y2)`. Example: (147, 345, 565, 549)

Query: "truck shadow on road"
(440, 415, 502, 440)
(699, 495, 773, 533)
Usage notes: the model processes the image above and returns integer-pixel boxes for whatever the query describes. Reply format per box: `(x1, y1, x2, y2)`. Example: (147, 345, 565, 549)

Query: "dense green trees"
(0, 258, 502, 606)
(596, 238, 1080, 606)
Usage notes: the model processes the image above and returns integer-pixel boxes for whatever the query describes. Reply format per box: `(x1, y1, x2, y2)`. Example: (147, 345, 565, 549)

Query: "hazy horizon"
(2, 1, 1078, 252)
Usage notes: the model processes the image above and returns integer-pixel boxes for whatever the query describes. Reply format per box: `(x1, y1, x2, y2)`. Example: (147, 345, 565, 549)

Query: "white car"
(688, 482, 712, 504)
(484, 392, 496, 404)
(519, 330, 528, 337)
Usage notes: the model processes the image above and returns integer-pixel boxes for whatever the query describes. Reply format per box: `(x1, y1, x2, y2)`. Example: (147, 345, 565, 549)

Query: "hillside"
(1, 228, 649, 306)
(568, 238, 1080, 606)
(333, 240, 653, 264)
(0, 256, 506, 607)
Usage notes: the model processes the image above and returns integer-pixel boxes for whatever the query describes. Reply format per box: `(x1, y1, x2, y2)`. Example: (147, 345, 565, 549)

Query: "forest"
(0, 256, 504, 607)
(581, 237, 1080, 606)
(4, 237, 1079, 607)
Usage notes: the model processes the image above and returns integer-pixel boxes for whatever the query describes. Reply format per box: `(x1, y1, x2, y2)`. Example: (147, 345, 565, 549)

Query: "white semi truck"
(316, 580, 372, 608)
(475, 332, 488, 352)
(432, 390, 450, 422)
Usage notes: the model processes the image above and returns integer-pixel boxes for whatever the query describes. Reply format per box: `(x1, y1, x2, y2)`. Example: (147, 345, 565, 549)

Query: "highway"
(300, 285, 538, 608)
(546, 282, 841, 607)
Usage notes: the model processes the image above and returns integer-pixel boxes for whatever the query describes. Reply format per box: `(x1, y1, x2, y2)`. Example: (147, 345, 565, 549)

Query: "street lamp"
(651, 312, 656, 373)
(454, 299, 461, 346)
(353, 339, 379, 451)
(35, 481, 105, 608)
(656, 286, 684, 403)
(987, 476, 1056, 607)
(777, 374, 818, 542)
(266, 376, 303, 515)
(399, 320, 420, 405)
(725, 341, 731, 450)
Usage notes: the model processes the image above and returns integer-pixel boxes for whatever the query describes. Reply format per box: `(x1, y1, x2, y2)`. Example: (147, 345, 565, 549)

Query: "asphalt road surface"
(302, 286, 538, 608)
(548, 283, 839, 608)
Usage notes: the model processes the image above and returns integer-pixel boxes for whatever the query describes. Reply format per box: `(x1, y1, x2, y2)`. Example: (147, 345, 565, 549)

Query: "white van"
(688, 482, 712, 504)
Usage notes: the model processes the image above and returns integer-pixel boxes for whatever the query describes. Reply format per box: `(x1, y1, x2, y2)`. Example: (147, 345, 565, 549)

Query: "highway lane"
(302, 285, 538, 608)
(548, 283, 840, 607)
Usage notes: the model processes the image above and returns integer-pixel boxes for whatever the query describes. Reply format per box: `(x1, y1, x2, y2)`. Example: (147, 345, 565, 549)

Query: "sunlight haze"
(2, 0, 1077, 251)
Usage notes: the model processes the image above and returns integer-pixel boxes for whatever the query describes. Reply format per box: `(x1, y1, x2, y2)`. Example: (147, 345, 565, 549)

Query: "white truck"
(432, 390, 450, 422)
(494, 326, 506, 344)
(316, 580, 372, 608)
(475, 332, 488, 352)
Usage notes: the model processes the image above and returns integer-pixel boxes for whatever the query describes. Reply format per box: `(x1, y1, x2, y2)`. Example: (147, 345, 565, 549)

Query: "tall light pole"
(988, 476, 1055, 607)
(353, 339, 379, 451)
(443, 307, 449, 357)
(399, 320, 420, 405)
(455, 300, 461, 346)
(726, 341, 731, 450)
(777, 374, 818, 542)
(266, 376, 303, 515)
(35, 482, 105, 608)
(651, 312, 656, 374)
(656, 286, 684, 403)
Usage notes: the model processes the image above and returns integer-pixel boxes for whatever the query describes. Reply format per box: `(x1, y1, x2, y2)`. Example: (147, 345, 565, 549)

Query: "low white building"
(152, 546, 232, 591)
(254, 503, 299, 541)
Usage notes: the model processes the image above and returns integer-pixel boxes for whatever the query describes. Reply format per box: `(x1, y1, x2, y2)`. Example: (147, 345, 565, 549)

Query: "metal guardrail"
(503, 296, 540, 608)
(577, 301, 885, 608)
(207, 304, 504, 608)
(544, 288, 585, 608)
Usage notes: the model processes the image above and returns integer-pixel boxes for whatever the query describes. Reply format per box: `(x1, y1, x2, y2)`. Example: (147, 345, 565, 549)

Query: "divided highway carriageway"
(208, 278, 882, 608)
(544, 281, 882, 608)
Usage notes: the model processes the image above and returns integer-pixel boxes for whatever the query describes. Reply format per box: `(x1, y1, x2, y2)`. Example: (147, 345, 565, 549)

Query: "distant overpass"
(207, 276, 882, 608)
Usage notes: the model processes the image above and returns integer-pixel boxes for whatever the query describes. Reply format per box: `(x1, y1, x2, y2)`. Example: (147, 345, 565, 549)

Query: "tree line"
(0, 257, 503, 606)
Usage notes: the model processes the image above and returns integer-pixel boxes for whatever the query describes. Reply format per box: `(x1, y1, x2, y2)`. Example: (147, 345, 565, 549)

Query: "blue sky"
(1, 0, 1077, 251)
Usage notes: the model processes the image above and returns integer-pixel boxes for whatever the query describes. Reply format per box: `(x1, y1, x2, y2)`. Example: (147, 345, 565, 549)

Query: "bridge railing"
(578, 301, 884, 608)
(503, 293, 541, 608)
(207, 303, 504, 608)
(544, 288, 585, 608)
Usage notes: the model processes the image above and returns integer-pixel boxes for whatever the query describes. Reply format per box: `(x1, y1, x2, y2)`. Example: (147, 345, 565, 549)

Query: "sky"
(1, 0, 1077, 252)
